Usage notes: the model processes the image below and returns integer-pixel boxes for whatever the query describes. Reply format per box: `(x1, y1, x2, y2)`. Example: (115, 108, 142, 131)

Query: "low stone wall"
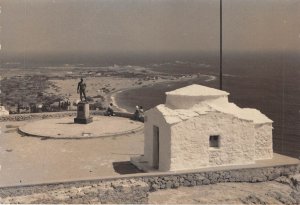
(0, 111, 135, 122)
(0, 164, 299, 203)
(114, 111, 135, 119)
(140, 164, 300, 191)
(0, 112, 77, 122)
(0, 179, 149, 204)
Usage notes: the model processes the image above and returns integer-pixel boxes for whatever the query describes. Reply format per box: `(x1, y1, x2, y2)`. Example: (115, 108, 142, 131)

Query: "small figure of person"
(133, 105, 144, 122)
(77, 78, 87, 101)
(106, 103, 114, 116)
(138, 105, 144, 122)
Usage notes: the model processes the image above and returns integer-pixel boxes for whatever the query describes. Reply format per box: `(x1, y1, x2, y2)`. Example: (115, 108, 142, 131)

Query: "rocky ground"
(0, 175, 299, 204)
(149, 175, 300, 204)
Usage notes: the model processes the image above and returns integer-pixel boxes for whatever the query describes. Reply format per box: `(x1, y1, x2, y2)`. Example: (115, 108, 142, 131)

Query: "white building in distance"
(131, 84, 273, 172)
(0, 106, 9, 116)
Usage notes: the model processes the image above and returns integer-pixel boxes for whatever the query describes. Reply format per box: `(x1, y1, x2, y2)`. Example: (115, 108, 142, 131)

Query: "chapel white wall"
(141, 84, 274, 172)
(143, 108, 171, 171)
(254, 123, 273, 160)
(169, 112, 256, 171)
(166, 94, 228, 109)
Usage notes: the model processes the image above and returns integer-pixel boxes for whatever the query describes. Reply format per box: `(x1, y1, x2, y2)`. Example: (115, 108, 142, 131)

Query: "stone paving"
(0, 116, 299, 191)
(18, 116, 143, 139)
(0, 118, 144, 187)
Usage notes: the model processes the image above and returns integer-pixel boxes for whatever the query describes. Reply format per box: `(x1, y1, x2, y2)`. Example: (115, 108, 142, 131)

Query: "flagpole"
(220, 0, 223, 90)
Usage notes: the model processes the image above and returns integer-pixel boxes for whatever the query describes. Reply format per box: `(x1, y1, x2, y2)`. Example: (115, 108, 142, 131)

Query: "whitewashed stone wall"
(143, 108, 171, 171)
(135, 85, 274, 172)
(166, 94, 230, 109)
(141, 108, 273, 172)
(169, 112, 255, 171)
(254, 123, 273, 160)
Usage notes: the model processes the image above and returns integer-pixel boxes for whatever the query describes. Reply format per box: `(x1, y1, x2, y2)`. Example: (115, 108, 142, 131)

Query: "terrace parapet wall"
(0, 111, 134, 122)
(0, 163, 299, 203)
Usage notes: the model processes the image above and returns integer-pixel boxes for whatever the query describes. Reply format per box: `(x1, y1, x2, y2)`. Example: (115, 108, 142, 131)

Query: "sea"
(116, 52, 300, 158)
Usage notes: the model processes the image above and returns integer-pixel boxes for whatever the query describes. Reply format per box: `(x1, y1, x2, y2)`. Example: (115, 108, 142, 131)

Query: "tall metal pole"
(220, 0, 223, 90)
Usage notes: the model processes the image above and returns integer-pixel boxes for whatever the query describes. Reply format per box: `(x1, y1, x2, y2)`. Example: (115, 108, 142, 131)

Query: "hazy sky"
(0, 0, 300, 58)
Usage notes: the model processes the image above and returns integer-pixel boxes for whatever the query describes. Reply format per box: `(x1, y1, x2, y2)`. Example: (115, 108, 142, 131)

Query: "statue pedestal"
(74, 102, 93, 124)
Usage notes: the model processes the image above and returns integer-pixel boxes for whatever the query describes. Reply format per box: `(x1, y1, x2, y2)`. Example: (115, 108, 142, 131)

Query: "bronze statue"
(77, 78, 87, 101)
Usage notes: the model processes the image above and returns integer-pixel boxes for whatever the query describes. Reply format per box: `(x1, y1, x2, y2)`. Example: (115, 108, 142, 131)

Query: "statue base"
(74, 101, 93, 124)
(74, 117, 93, 124)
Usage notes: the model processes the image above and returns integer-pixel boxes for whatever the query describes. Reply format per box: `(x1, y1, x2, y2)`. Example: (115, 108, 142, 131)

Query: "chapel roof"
(154, 85, 272, 125)
(166, 84, 229, 97)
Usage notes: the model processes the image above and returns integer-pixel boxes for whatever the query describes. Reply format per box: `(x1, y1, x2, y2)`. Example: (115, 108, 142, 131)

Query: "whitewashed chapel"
(131, 84, 273, 171)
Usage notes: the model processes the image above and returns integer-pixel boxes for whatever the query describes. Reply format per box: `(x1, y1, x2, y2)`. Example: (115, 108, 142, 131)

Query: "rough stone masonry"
(0, 163, 299, 203)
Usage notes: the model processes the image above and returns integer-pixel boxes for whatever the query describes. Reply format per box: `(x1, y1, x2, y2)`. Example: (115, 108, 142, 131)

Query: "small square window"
(209, 135, 220, 148)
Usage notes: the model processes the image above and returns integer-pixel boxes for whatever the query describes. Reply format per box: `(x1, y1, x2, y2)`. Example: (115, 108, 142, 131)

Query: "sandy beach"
(110, 90, 127, 112)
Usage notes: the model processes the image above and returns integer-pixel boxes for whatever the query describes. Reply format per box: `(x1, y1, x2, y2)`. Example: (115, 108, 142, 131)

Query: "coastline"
(110, 90, 129, 113)
(110, 73, 217, 113)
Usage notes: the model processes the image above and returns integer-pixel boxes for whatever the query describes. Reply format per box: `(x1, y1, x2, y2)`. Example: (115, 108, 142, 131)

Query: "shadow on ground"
(112, 161, 144, 175)
(56, 122, 74, 125)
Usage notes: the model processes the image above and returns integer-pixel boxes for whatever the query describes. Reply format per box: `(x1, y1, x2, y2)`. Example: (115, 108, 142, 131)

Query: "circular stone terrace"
(19, 116, 143, 139)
